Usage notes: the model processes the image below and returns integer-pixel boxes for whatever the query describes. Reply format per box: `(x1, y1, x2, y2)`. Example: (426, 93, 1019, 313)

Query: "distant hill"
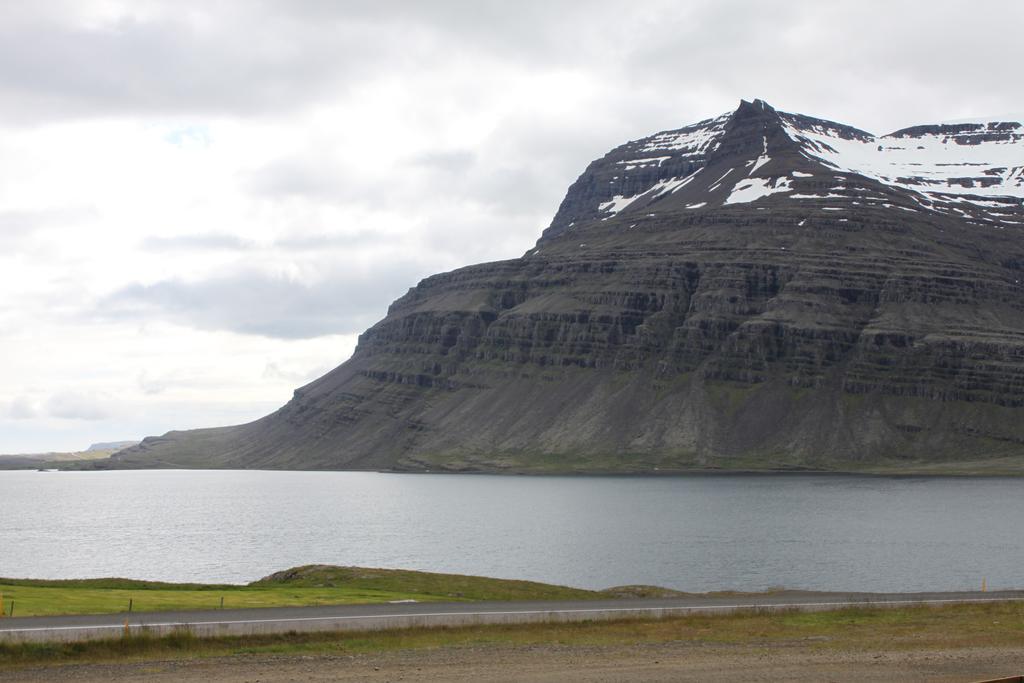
(87, 441, 139, 452)
(110, 100, 1024, 473)
(0, 441, 138, 469)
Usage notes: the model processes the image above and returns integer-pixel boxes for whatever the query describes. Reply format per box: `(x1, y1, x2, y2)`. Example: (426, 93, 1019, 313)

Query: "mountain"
(87, 441, 139, 452)
(109, 100, 1024, 473)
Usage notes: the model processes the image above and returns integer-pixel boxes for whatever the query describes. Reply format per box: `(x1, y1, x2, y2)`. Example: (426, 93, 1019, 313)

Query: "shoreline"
(8, 463, 1024, 477)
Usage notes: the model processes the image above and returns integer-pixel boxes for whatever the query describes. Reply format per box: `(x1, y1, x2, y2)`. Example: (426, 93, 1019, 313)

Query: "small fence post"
(128, 598, 133, 612)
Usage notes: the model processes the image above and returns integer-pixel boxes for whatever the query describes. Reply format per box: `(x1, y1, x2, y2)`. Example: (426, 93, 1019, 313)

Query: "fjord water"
(1, 470, 1021, 592)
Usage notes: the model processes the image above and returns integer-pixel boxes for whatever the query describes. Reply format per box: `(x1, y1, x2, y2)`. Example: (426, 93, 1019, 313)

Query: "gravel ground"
(2, 641, 1021, 682)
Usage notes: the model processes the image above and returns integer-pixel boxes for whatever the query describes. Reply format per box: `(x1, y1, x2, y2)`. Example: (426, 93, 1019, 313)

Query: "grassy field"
(0, 601, 1022, 667)
(0, 565, 604, 618)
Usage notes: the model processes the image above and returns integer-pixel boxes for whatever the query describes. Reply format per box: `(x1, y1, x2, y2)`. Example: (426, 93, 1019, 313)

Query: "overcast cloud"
(1, 0, 1022, 452)
(101, 264, 424, 339)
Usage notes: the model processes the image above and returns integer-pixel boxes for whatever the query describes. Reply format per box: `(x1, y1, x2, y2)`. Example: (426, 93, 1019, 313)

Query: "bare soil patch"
(2, 641, 1021, 682)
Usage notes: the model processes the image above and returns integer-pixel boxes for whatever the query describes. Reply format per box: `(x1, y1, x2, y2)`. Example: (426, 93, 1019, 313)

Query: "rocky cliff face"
(112, 100, 1024, 472)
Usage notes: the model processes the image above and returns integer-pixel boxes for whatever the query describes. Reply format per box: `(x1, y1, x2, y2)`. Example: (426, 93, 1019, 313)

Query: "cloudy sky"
(2, 0, 1022, 453)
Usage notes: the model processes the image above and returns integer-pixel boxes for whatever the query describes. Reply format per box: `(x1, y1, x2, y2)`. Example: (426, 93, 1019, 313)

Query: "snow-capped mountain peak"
(539, 100, 1024, 242)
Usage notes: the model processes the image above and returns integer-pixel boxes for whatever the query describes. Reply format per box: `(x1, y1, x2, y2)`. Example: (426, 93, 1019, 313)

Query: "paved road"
(1, 590, 1022, 643)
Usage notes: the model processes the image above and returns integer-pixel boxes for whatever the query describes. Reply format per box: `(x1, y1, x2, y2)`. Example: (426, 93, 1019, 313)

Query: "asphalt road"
(1, 590, 1022, 643)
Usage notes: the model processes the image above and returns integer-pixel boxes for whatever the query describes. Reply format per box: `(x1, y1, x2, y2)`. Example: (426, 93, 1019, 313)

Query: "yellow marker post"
(982, 577, 987, 592)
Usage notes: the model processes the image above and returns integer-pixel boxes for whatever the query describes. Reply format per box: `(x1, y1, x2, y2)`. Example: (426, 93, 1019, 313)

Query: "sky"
(2, 0, 1022, 453)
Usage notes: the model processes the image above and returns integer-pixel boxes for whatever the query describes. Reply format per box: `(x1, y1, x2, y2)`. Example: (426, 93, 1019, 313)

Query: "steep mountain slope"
(111, 100, 1024, 472)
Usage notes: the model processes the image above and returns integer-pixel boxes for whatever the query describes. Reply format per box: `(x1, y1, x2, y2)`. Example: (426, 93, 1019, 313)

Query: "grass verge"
(1, 601, 1022, 667)
(0, 565, 603, 618)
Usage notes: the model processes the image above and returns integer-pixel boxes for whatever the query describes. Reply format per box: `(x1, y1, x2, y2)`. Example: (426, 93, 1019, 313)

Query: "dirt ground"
(2, 641, 1021, 682)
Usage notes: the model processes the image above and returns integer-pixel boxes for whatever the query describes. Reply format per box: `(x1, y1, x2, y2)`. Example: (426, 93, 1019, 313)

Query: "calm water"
(0, 470, 1021, 592)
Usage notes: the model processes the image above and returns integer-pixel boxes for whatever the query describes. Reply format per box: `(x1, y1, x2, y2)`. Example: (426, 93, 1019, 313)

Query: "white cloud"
(6, 396, 38, 420)
(45, 392, 113, 421)
(141, 233, 254, 251)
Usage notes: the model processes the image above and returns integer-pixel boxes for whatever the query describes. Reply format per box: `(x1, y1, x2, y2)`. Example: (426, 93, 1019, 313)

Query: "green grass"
(405, 446, 712, 474)
(250, 565, 601, 601)
(857, 454, 1024, 476)
(1, 601, 1022, 667)
(704, 380, 759, 417)
(0, 565, 603, 618)
(0, 583, 452, 617)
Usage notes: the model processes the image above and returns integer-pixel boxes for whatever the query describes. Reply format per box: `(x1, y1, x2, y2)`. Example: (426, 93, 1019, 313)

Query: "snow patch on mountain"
(598, 174, 697, 218)
(617, 156, 671, 170)
(598, 194, 640, 216)
(651, 175, 694, 196)
(782, 117, 1024, 203)
(791, 193, 846, 200)
(748, 136, 771, 174)
(725, 177, 793, 205)
(640, 114, 730, 154)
